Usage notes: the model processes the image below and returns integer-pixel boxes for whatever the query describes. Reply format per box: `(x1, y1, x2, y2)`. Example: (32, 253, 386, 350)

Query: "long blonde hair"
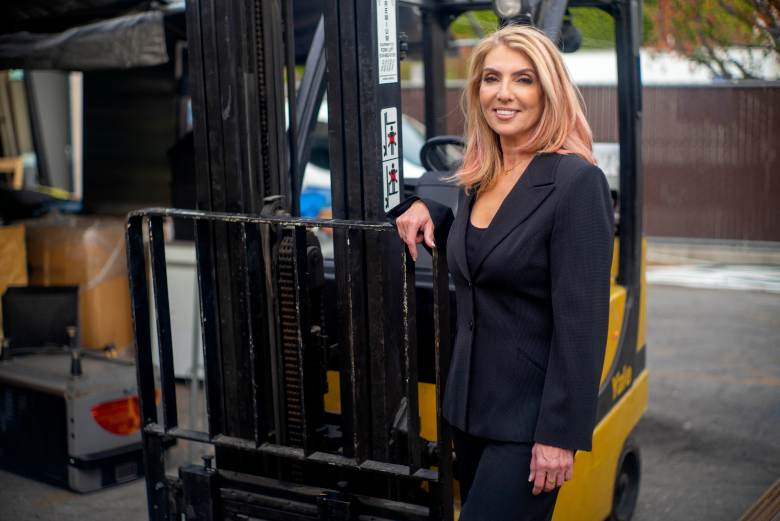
(457, 25, 595, 192)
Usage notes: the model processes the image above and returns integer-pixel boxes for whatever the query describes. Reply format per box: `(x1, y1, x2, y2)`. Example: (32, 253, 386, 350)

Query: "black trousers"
(453, 428, 560, 521)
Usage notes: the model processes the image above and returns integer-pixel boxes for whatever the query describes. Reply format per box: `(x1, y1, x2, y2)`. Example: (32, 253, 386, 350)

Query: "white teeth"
(496, 110, 516, 116)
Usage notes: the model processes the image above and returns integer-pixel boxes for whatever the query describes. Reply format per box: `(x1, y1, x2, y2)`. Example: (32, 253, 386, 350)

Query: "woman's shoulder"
(546, 152, 606, 190)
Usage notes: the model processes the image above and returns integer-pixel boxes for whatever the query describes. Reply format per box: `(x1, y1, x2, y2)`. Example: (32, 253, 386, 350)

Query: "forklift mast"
(126, 0, 643, 519)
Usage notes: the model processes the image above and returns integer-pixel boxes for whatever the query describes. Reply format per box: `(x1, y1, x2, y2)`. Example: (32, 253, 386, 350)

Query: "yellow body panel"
(610, 241, 620, 283)
(324, 371, 441, 444)
(600, 282, 626, 387)
(324, 370, 341, 414)
(551, 370, 648, 521)
(637, 240, 647, 351)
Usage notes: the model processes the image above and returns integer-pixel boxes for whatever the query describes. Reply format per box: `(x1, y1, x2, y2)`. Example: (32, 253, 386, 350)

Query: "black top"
(466, 221, 489, 274)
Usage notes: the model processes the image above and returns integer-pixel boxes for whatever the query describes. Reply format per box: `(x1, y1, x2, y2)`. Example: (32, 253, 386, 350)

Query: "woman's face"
(478, 44, 543, 147)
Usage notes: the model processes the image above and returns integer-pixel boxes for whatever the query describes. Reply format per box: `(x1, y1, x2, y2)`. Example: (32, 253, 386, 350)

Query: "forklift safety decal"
(376, 0, 398, 84)
(381, 108, 399, 161)
(383, 160, 400, 212)
(381, 107, 401, 211)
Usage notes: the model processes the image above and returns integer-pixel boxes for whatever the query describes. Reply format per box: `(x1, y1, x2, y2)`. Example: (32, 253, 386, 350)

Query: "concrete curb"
(647, 237, 780, 266)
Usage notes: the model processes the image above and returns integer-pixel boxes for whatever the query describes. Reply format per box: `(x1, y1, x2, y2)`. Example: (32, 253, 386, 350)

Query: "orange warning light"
(91, 390, 161, 436)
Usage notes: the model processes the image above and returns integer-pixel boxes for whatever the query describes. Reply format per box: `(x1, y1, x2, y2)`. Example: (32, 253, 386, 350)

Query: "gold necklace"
(502, 156, 532, 175)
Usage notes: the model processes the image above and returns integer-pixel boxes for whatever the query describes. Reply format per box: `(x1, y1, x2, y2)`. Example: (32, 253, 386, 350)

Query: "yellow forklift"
(125, 0, 648, 519)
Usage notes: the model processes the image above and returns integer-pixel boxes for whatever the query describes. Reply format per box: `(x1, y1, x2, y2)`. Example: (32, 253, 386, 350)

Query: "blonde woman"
(389, 25, 614, 520)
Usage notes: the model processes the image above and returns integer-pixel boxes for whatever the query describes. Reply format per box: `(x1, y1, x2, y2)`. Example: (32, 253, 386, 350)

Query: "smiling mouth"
(494, 108, 519, 120)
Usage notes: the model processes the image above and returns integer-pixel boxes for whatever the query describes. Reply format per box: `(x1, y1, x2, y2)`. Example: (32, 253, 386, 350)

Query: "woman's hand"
(529, 442, 574, 495)
(395, 200, 435, 262)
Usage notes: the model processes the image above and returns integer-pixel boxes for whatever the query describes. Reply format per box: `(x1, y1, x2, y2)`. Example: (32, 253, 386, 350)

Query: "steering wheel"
(419, 135, 465, 172)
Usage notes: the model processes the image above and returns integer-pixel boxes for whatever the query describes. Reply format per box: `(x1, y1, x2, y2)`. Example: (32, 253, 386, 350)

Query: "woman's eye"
(482, 75, 497, 83)
(517, 76, 534, 84)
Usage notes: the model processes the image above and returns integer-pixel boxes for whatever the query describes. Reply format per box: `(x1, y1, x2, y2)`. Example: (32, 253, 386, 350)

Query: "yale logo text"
(611, 365, 633, 401)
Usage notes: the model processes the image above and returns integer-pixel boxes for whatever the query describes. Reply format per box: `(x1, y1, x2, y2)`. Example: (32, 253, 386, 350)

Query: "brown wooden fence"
(402, 84, 780, 242)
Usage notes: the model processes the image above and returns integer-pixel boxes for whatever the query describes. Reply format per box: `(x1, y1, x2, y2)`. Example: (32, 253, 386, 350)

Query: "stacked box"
(0, 224, 28, 338)
(24, 216, 134, 353)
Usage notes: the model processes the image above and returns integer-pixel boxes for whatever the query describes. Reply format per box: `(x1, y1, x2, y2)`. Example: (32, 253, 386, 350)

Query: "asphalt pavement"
(1, 277, 778, 521)
(631, 283, 780, 521)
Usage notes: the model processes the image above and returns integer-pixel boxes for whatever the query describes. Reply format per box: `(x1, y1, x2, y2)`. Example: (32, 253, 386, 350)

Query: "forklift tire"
(608, 436, 641, 521)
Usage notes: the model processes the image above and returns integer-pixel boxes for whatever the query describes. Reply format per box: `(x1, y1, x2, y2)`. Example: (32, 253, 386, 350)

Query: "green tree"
(648, 0, 780, 79)
(448, 7, 655, 50)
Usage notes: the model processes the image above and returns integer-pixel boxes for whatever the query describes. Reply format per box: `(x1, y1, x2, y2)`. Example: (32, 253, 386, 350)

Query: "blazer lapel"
(449, 189, 474, 282)
(469, 154, 560, 276)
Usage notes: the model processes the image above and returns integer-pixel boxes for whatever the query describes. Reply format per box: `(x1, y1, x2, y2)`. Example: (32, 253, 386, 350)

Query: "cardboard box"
(24, 216, 133, 352)
(0, 224, 28, 337)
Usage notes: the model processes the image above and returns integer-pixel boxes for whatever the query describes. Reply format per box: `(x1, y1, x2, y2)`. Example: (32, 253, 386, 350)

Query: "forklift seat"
(413, 170, 461, 216)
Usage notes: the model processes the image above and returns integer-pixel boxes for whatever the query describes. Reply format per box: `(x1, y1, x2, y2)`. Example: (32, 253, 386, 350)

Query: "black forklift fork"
(126, 208, 454, 521)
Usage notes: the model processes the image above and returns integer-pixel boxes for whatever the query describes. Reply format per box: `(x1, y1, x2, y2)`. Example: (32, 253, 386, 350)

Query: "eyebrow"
(482, 67, 536, 76)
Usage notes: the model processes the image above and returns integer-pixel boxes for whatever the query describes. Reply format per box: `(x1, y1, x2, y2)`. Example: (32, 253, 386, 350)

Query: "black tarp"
(0, 0, 322, 70)
(0, 11, 169, 70)
(1, 0, 155, 34)
(0, 0, 424, 71)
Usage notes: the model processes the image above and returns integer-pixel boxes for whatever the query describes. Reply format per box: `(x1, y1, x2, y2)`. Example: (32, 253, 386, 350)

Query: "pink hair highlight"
(455, 25, 595, 192)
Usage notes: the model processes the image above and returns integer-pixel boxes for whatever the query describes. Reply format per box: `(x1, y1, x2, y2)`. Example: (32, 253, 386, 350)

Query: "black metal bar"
(126, 215, 168, 521)
(242, 222, 274, 445)
(128, 207, 396, 231)
(144, 434, 172, 520)
(402, 248, 421, 474)
(354, 0, 385, 218)
(189, 0, 287, 454)
(147, 216, 178, 431)
(596, 0, 644, 436)
(260, 221, 284, 446)
(256, 0, 290, 205)
(294, 16, 327, 198)
(321, 0, 346, 219)
(567, 0, 614, 8)
(194, 219, 225, 437)
(537, 0, 569, 42)
(194, 0, 243, 447)
(324, 0, 364, 221)
(184, 0, 213, 210)
(339, 227, 372, 463)
(127, 216, 157, 426)
(159, 426, 212, 444)
(430, 247, 453, 521)
(401, 0, 492, 9)
(615, 0, 643, 290)
(365, 240, 392, 462)
(193, 0, 227, 211)
(144, 424, 438, 482)
(421, 9, 447, 140)
(209, 0, 257, 442)
(326, 0, 408, 468)
(222, 222, 256, 440)
(220, 470, 430, 521)
(212, 0, 249, 212)
(282, 0, 299, 215)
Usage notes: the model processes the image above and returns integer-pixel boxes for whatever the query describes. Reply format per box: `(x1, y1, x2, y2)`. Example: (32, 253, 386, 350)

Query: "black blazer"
(389, 153, 614, 451)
